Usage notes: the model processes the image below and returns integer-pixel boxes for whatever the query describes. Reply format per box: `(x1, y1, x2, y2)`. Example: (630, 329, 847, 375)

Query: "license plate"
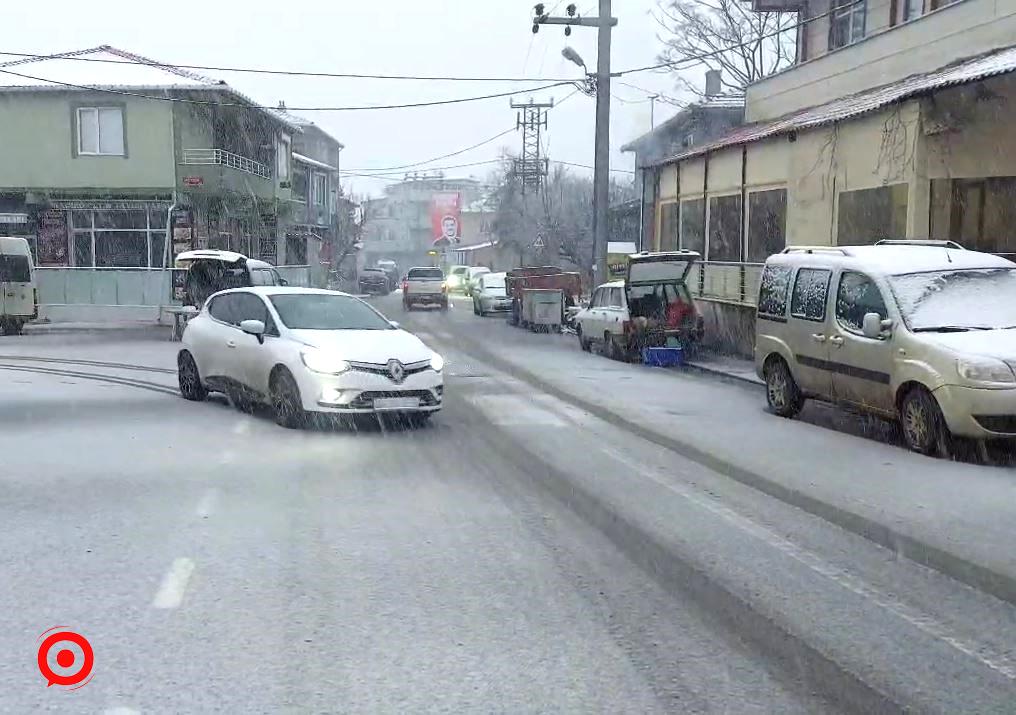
(373, 397, 420, 410)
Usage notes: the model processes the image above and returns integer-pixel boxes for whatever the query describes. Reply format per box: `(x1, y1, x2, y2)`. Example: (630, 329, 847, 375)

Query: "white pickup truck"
(402, 266, 448, 311)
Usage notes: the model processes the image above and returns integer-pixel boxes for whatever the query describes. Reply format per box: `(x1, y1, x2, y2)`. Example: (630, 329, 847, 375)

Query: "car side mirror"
(862, 312, 888, 339)
(279, 278, 289, 286)
(389, 320, 401, 329)
(240, 319, 266, 344)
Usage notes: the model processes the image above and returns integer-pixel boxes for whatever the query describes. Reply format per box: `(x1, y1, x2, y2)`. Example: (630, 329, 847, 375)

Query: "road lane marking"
(596, 442, 1016, 682)
(195, 489, 218, 519)
(151, 558, 195, 609)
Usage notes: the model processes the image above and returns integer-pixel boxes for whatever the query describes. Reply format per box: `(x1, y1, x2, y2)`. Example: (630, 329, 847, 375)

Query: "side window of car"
(790, 268, 831, 322)
(836, 272, 888, 335)
(589, 289, 602, 308)
(758, 264, 792, 320)
(234, 292, 268, 323)
(609, 287, 624, 308)
(207, 294, 236, 325)
(249, 269, 270, 286)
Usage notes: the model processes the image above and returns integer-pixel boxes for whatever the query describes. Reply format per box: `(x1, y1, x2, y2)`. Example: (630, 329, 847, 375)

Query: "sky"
(6, 0, 703, 198)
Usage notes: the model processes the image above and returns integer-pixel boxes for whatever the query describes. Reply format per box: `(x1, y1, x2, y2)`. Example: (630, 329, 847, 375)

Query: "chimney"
(705, 70, 722, 98)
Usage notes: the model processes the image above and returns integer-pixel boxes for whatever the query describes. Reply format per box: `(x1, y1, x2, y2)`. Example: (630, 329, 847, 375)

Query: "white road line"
(151, 558, 196, 610)
(103, 707, 140, 714)
(195, 489, 218, 519)
(597, 442, 1016, 682)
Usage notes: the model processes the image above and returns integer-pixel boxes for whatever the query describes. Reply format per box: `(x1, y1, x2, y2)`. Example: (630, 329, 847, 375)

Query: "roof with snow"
(0, 45, 301, 131)
(270, 103, 344, 148)
(650, 43, 1016, 167)
(620, 95, 745, 154)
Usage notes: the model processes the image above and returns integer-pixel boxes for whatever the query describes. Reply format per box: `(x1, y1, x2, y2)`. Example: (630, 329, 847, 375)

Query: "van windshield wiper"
(911, 325, 988, 333)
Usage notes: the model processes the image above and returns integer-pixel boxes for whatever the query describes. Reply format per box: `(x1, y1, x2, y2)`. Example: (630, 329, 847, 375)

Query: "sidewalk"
(683, 349, 762, 386)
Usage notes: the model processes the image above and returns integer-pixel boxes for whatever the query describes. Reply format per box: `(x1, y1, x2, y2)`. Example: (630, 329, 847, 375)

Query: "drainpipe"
(637, 167, 645, 252)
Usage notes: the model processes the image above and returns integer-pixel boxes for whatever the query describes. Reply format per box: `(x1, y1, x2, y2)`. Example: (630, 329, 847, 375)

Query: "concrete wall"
(0, 91, 176, 190)
(748, 0, 1016, 121)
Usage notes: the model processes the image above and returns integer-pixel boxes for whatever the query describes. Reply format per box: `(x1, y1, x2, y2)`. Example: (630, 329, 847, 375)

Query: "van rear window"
(757, 265, 792, 319)
(0, 255, 31, 282)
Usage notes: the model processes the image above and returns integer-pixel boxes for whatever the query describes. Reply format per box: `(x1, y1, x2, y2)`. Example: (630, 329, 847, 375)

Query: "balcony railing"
(182, 148, 271, 179)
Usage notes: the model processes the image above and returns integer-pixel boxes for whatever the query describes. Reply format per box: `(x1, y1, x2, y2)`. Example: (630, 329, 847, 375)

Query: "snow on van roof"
(771, 245, 1015, 275)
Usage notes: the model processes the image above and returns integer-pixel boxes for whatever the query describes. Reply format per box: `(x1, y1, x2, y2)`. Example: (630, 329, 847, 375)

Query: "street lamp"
(561, 46, 586, 69)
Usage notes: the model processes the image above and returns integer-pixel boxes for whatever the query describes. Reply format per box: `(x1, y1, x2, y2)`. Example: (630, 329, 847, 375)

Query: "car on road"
(445, 265, 470, 293)
(0, 236, 37, 335)
(176, 249, 287, 309)
(464, 266, 490, 297)
(755, 241, 1016, 456)
(376, 259, 400, 291)
(403, 266, 448, 311)
(177, 287, 444, 428)
(358, 268, 390, 296)
(472, 272, 510, 315)
(574, 251, 703, 359)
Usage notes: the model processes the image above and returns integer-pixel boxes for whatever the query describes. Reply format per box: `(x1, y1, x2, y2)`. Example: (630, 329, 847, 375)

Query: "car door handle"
(226, 340, 237, 348)
(829, 336, 844, 347)
(811, 333, 826, 343)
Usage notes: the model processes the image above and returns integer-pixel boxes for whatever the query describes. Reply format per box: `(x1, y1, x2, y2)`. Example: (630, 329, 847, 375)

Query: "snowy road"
(1, 310, 1015, 712)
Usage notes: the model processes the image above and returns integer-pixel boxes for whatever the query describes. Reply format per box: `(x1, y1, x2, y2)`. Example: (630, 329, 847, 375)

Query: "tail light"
(441, 282, 448, 293)
(401, 278, 408, 292)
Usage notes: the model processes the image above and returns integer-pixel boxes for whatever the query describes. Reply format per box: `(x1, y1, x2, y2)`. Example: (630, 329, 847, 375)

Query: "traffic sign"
(531, 235, 546, 249)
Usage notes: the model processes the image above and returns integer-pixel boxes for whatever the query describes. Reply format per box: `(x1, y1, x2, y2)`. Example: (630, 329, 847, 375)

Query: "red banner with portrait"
(430, 192, 461, 246)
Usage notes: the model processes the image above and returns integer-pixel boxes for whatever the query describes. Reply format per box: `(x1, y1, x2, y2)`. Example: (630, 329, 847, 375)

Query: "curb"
(448, 330, 1016, 609)
(683, 359, 764, 387)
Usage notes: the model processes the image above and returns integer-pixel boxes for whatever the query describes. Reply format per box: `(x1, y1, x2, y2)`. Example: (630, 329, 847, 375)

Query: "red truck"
(505, 266, 583, 327)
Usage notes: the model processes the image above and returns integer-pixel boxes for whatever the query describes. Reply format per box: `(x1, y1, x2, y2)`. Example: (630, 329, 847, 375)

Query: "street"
(0, 294, 1014, 713)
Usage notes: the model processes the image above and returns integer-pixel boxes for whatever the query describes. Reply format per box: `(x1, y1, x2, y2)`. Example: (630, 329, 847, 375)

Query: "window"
(836, 184, 908, 244)
(250, 268, 276, 286)
(935, 177, 1016, 255)
(208, 294, 237, 325)
(757, 264, 792, 319)
(268, 294, 393, 331)
(0, 255, 31, 282)
(708, 194, 742, 262)
(69, 207, 167, 267)
(608, 287, 624, 307)
(77, 107, 125, 156)
(830, 0, 866, 49)
(903, 0, 923, 20)
(747, 189, 787, 262)
(292, 171, 308, 203)
(285, 235, 307, 265)
(790, 268, 831, 321)
(234, 292, 271, 325)
(408, 267, 444, 279)
(659, 202, 679, 252)
(680, 198, 705, 254)
(313, 174, 327, 207)
(836, 272, 888, 334)
(277, 136, 290, 180)
(590, 288, 604, 307)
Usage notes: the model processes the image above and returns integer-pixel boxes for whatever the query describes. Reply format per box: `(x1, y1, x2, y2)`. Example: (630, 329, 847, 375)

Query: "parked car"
(358, 268, 390, 296)
(376, 260, 400, 291)
(472, 272, 510, 316)
(0, 236, 37, 335)
(403, 266, 448, 311)
(177, 287, 444, 428)
(445, 265, 470, 294)
(175, 250, 286, 308)
(755, 241, 1016, 456)
(574, 251, 703, 359)
(464, 266, 491, 297)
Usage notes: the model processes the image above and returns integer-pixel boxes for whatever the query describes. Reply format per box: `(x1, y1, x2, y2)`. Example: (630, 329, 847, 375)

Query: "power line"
(0, 66, 573, 112)
(0, 48, 574, 83)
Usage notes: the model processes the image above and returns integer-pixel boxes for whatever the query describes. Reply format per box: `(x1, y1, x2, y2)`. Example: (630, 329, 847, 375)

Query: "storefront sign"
(0, 212, 28, 224)
(430, 192, 461, 246)
(50, 200, 170, 212)
(36, 210, 68, 266)
(182, 177, 204, 187)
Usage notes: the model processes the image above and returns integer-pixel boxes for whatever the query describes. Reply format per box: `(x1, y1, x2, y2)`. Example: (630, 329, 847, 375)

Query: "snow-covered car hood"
(921, 329, 1016, 361)
(289, 329, 434, 364)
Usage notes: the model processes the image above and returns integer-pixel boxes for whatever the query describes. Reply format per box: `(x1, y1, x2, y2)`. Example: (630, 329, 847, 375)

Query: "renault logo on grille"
(386, 359, 406, 383)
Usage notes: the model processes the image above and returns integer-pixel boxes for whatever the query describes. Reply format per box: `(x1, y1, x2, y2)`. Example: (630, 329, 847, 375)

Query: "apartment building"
(644, 0, 1016, 354)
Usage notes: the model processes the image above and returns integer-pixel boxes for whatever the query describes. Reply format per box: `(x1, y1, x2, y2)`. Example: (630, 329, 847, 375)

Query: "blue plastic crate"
(641, 346, 684, 367)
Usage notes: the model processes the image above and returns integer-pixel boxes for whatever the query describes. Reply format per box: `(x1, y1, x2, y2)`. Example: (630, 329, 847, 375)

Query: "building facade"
(643, 0, 1016, 355)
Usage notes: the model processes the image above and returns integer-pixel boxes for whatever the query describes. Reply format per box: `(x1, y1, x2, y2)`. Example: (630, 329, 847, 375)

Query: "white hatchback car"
(177, 287, 444, 428)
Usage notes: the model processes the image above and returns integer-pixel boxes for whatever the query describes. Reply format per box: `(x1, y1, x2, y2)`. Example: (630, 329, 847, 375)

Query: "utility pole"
(533, 1, 616, 283)
(649, 94, 659, 129)
(510, 98, 553, 195)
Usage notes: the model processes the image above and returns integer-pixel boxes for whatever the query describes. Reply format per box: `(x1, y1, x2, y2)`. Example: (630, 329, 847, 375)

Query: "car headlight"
(301, 350, 351, 375)
(956, 357, 1016, 385)
(430, 352, 445, 372)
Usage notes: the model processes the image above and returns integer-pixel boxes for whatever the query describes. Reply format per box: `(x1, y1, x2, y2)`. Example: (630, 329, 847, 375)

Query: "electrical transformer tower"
(510, 98, 553, 194)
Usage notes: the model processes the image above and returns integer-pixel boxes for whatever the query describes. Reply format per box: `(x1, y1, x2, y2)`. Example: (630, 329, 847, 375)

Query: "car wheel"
(764, 357, 803, 418)
(577, 326, 591, 352)
(177, 351, 208, 402)
(604, 333, 621, 360)
(900, 387, 949, 457)
(271, 369, 306, 429)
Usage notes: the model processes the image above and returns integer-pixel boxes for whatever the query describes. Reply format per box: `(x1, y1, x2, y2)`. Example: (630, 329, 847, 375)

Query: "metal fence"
(687, 261, 764, 306)
(181, 148, 271, 179)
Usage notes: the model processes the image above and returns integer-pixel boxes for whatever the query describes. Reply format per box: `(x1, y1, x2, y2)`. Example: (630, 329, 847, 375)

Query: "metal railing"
(688, 261, 765, 306)
(182, 148, 271, 179)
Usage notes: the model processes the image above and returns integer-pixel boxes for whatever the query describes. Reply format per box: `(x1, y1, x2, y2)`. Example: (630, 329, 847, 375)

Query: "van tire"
(900, 386, 949, 457)
(764, 357, 803, 418)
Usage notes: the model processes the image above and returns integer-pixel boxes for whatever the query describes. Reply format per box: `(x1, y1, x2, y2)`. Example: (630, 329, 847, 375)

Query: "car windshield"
(889, 268, 1016, 331)
(451, 266, 468, 276)
(409, 268, 443, 279)
(269, 293, 393, 330)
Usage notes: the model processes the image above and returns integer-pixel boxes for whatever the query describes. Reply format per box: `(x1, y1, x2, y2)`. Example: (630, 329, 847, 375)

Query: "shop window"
(790, 268, 831, 322)
(747, 189, 787, 262)
(945, 177, 1016, 255)
(77, 107, 125, 156)
(708, 194, 742, 262)
(836, 184, 907, 244)
(286, 235, 308, 265)
(659, 202, 679, 252)
(67, 207, 170, 267)
(95, 232, 147, 267)
(830, 0, 866, 50)
(680, 198, 705, 254)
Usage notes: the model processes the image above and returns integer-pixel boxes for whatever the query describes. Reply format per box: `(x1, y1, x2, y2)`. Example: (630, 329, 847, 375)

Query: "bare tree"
(655, 0, 797, 97)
